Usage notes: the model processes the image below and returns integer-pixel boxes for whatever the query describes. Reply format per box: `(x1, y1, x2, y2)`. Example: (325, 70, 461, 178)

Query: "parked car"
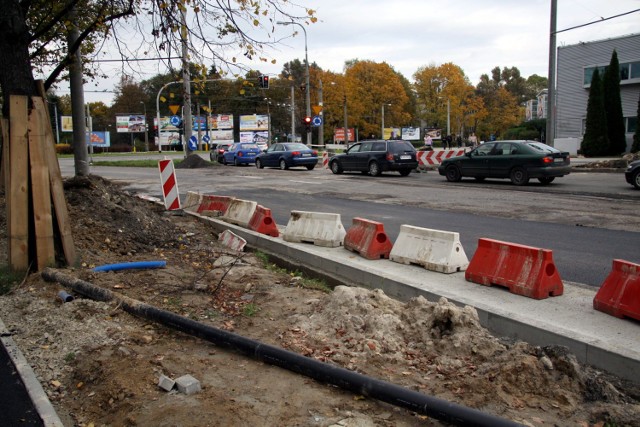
(222, 142, 262, 166)
(210, 143, 232, 163)
(255, 143, 318, 170)
(329, 140, 418, 176)
(625, 159, 640, 189)
(438, 140, 571, 185)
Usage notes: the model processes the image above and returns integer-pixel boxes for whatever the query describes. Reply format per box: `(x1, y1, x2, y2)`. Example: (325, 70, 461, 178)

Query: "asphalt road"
(58, 155, 640, 288)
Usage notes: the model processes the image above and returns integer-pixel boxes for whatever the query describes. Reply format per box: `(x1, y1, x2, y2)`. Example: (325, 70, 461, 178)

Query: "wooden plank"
(1, 118, 9, 191)
(8, 95, 30, 271)
(29, 98, 55, 269)
(35, 82, 77, 266)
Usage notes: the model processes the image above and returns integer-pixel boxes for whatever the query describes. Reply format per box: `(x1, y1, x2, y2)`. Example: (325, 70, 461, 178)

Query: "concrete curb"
(0, 318, 64, 426)
(185, 210, 640, 385)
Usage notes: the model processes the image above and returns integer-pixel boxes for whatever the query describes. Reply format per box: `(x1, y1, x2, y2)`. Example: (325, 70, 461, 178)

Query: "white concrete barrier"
(183, 191, 202, 213)
(218, 229, 247, 252)
(282, 210, 346, 248)
(390, 225, 469, 273)
(221, 199, 258, 228)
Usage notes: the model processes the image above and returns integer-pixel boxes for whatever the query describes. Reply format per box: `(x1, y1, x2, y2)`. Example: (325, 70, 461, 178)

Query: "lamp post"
(381, 103, 391, 140)
(438, 96, 451, 137)
(277, 21, 311, 146)
(140, 101, 149, 152)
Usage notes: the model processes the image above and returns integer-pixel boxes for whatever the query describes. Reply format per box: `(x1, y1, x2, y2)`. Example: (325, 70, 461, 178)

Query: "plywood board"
(29, 98, 55, 269)
(8, 96, 29, 271)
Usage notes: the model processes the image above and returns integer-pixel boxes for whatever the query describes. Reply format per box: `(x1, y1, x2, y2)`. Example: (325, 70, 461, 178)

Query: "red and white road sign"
(416, 149, 466, 166)
(158, 159, 181, 210)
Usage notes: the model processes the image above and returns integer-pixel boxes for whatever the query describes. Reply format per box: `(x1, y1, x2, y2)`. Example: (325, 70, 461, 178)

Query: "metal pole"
(290, 85, 296, 142)
(318, 80, 324, 147)
(546, 0, 557, 146)
(447, 99, 451, 137)
(381, 104, 385, 140)
(181, 9, 192, 155)
(140, 101, 149, 152)
(343, 94, 348, 145)
(53, 103, 60, 144)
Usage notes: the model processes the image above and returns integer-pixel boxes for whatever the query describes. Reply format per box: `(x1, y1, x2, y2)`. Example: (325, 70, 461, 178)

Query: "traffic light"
(303, 116, 312, 132)
(259, 75, 269, 89)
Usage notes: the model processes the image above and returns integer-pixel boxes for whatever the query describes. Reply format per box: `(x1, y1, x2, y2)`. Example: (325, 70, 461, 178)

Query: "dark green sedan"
(438, 140, 571, 185)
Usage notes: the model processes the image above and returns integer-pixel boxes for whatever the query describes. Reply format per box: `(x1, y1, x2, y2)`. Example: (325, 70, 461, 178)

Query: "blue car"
(255, 143, 318, 170)
(222, 143, 261, 166)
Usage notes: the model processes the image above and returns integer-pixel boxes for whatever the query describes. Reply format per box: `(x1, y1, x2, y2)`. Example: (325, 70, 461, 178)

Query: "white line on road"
(290, 180, 321, 184)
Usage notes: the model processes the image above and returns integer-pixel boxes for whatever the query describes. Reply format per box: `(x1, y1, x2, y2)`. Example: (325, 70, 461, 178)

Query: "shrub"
(55, 143, 73, 154)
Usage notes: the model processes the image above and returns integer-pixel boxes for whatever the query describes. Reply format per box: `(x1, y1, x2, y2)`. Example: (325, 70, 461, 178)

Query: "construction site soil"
(0, 173, 639, 427)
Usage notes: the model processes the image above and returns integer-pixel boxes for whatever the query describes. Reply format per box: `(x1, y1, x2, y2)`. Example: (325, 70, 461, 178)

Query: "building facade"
(555, 33, 639, 152)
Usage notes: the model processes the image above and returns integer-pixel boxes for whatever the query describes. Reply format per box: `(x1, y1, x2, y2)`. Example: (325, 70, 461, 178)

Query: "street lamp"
(438, 96, 451, 137)
(381, 103, 391, 140)
(277, 21, 311, 146)
(140, 101, 149, 152)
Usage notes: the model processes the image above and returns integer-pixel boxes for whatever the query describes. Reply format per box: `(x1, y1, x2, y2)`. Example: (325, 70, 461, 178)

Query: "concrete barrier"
(197, 195, 235, 217)
(593, 259, 640, 320)
(343, 217, 393, 260)
(218, 229, 247, 252)
(465, 238, 564, 300)
(221, 199, 258, 228)
(248, 205, 279, 237)
(183, 191, 203, 213)
(282, 210, 346, 248)
(389, 225, 469, 273)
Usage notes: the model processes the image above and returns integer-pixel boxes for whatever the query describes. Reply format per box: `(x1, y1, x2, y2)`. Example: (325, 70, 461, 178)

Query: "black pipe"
(42, 268, 522, 427)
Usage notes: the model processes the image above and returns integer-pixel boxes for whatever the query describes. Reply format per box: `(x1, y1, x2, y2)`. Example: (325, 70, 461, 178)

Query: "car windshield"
(284, 143, 308, 151)
(526, 142, 560, 153)
(388, 141, 416, 154)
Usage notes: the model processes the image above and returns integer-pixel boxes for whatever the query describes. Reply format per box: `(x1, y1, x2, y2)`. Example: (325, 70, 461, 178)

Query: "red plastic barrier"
(465, 238, 564, 300)
(248, 205, 279, 237)
(197, 195, 234, 216)
(343, 217, 393, 260)
(593, 259, 640, 321)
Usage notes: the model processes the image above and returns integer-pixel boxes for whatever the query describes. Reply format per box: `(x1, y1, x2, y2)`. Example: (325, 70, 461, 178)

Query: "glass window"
(372, 142, 386, 151)
(583, 66, 606, 86)
(630, 61, 640, 79)
(475, 143, 494, 156)
(389, 141, 415, 154)
(527, 142, 560, 153)
(627, 116, 637, 134)
(619, 63, 630, 80)
(360, 142, 373, 152)
(348, 144, 362, 153)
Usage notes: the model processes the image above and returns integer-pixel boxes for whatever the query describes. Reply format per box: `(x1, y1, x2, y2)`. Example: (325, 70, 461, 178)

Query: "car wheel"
(222, 157, 227, 165)
(368, 161, 381, 176)
(399, 169, 411, 176)
(445, 165, 462, 182)
(255, 159, 263, 169)
(279, 159, 288, 170)
(632, 170, 640, 189)
(510, 167, 529, 185)
(538, 177, 555, 185)
(305, 164, 315, 171)
(234, 157, 240, 166)
(330, 160, 343, 174)
(209, 152, 215, 161)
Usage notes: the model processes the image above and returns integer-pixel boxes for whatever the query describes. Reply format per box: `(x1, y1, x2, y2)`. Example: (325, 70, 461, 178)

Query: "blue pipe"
(92, 261, 166, 272)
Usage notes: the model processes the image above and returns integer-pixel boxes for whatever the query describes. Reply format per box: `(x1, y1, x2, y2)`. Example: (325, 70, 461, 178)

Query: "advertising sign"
(116, 115, 146, 133)
(401, 127, 420, 141)
(383, 128, 401, 140)
(208, 114, 234, 130)
(86, 131, 110, 147)
(211, 129, 234, 143)
(334, 128, 354, 143)
(240, 131, 268, 143)
(425, 128, 442, 140)
(61, 116, 73, 132)
(239, 114, 269, 131)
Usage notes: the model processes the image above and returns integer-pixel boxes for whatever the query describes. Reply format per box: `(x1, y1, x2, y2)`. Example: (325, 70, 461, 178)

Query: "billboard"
(240, 131, 268, 143)
(208, 114, 234, 130)
(425, 128, 442, 140)
(61, 116, 73, 132)
(383, 127, 401, 140)
(86, 131, 110, 147)
(239, 114, 269, 131)
(401, 127, 420, 141)
(116, 115, 146, 133)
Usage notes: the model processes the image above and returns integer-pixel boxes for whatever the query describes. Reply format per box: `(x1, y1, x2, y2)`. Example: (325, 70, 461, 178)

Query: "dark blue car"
(222, 142, 261, 166)
(255, 143, 318, 170)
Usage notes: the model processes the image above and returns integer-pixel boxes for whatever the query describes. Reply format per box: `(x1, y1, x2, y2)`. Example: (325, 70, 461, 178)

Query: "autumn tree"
(581, 68, 609, 157)
(414, 63, 477, 138)
(603, 50, 627, 154)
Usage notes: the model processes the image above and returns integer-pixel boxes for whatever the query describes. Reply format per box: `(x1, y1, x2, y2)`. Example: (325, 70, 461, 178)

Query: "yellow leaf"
(253, 19, 259, 26)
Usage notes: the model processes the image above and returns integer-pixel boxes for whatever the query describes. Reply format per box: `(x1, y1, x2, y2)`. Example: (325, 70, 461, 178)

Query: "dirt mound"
(175, 153, 214, 169)
(0, 175, 639, 426)
(575, 152, 640, 169)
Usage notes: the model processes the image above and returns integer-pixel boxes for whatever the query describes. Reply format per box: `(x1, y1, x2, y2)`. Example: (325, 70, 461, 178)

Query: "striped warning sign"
(158, 159, 181, 210)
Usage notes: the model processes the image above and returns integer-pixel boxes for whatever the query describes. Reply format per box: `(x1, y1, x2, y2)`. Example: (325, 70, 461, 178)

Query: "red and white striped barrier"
(322, 151, 329, 169)
(416, 149, 466, 166)
(158, 159, 181, 210)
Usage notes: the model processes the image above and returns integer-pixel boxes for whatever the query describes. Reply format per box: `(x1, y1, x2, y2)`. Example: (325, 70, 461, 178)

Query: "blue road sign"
(203, 135, 210, 143)
(188, 135, 198, 151)
(312, 115, 323, 127)
(170, 115, 182, 126)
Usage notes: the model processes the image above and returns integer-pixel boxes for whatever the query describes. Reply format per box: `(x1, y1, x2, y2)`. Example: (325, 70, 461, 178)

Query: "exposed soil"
(1, 174, 639, 427)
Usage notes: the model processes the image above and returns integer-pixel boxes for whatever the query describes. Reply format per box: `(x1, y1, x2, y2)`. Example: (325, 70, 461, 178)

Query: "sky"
(67, 0, 640, 105)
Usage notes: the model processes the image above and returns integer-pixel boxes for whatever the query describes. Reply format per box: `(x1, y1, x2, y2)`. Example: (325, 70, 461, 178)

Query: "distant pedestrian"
(469, 133, 478, 148)
(456, 135, 462, 148)
(424, 134, 433, 150)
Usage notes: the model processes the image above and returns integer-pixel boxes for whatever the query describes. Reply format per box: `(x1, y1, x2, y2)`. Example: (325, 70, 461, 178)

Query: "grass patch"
(253, 250, 331, 293)
(0, 266, 25, 295)
(242, 303, 259, 317)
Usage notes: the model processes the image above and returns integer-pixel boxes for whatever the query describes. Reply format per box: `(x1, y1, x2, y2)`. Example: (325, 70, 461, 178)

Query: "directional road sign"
(312, 115, 323, 127)
(170, 115, 182, 127)
(188, 135, 198, 151)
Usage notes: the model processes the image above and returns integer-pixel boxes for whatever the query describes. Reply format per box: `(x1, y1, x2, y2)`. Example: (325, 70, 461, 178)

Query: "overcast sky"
(71, 0, 640, 105)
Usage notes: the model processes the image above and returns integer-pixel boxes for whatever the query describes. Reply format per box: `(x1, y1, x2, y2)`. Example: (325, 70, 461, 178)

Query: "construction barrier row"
(416, 149, 466, 166)
(164, 171, 638, 320)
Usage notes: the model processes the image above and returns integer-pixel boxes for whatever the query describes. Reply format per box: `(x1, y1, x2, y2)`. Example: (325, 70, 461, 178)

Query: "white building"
(555, 33, 640, 152)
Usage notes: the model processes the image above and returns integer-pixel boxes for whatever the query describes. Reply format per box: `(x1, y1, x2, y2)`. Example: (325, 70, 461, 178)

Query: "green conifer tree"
(581, 68, 609, 157)
(603, 50, 627, 154)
